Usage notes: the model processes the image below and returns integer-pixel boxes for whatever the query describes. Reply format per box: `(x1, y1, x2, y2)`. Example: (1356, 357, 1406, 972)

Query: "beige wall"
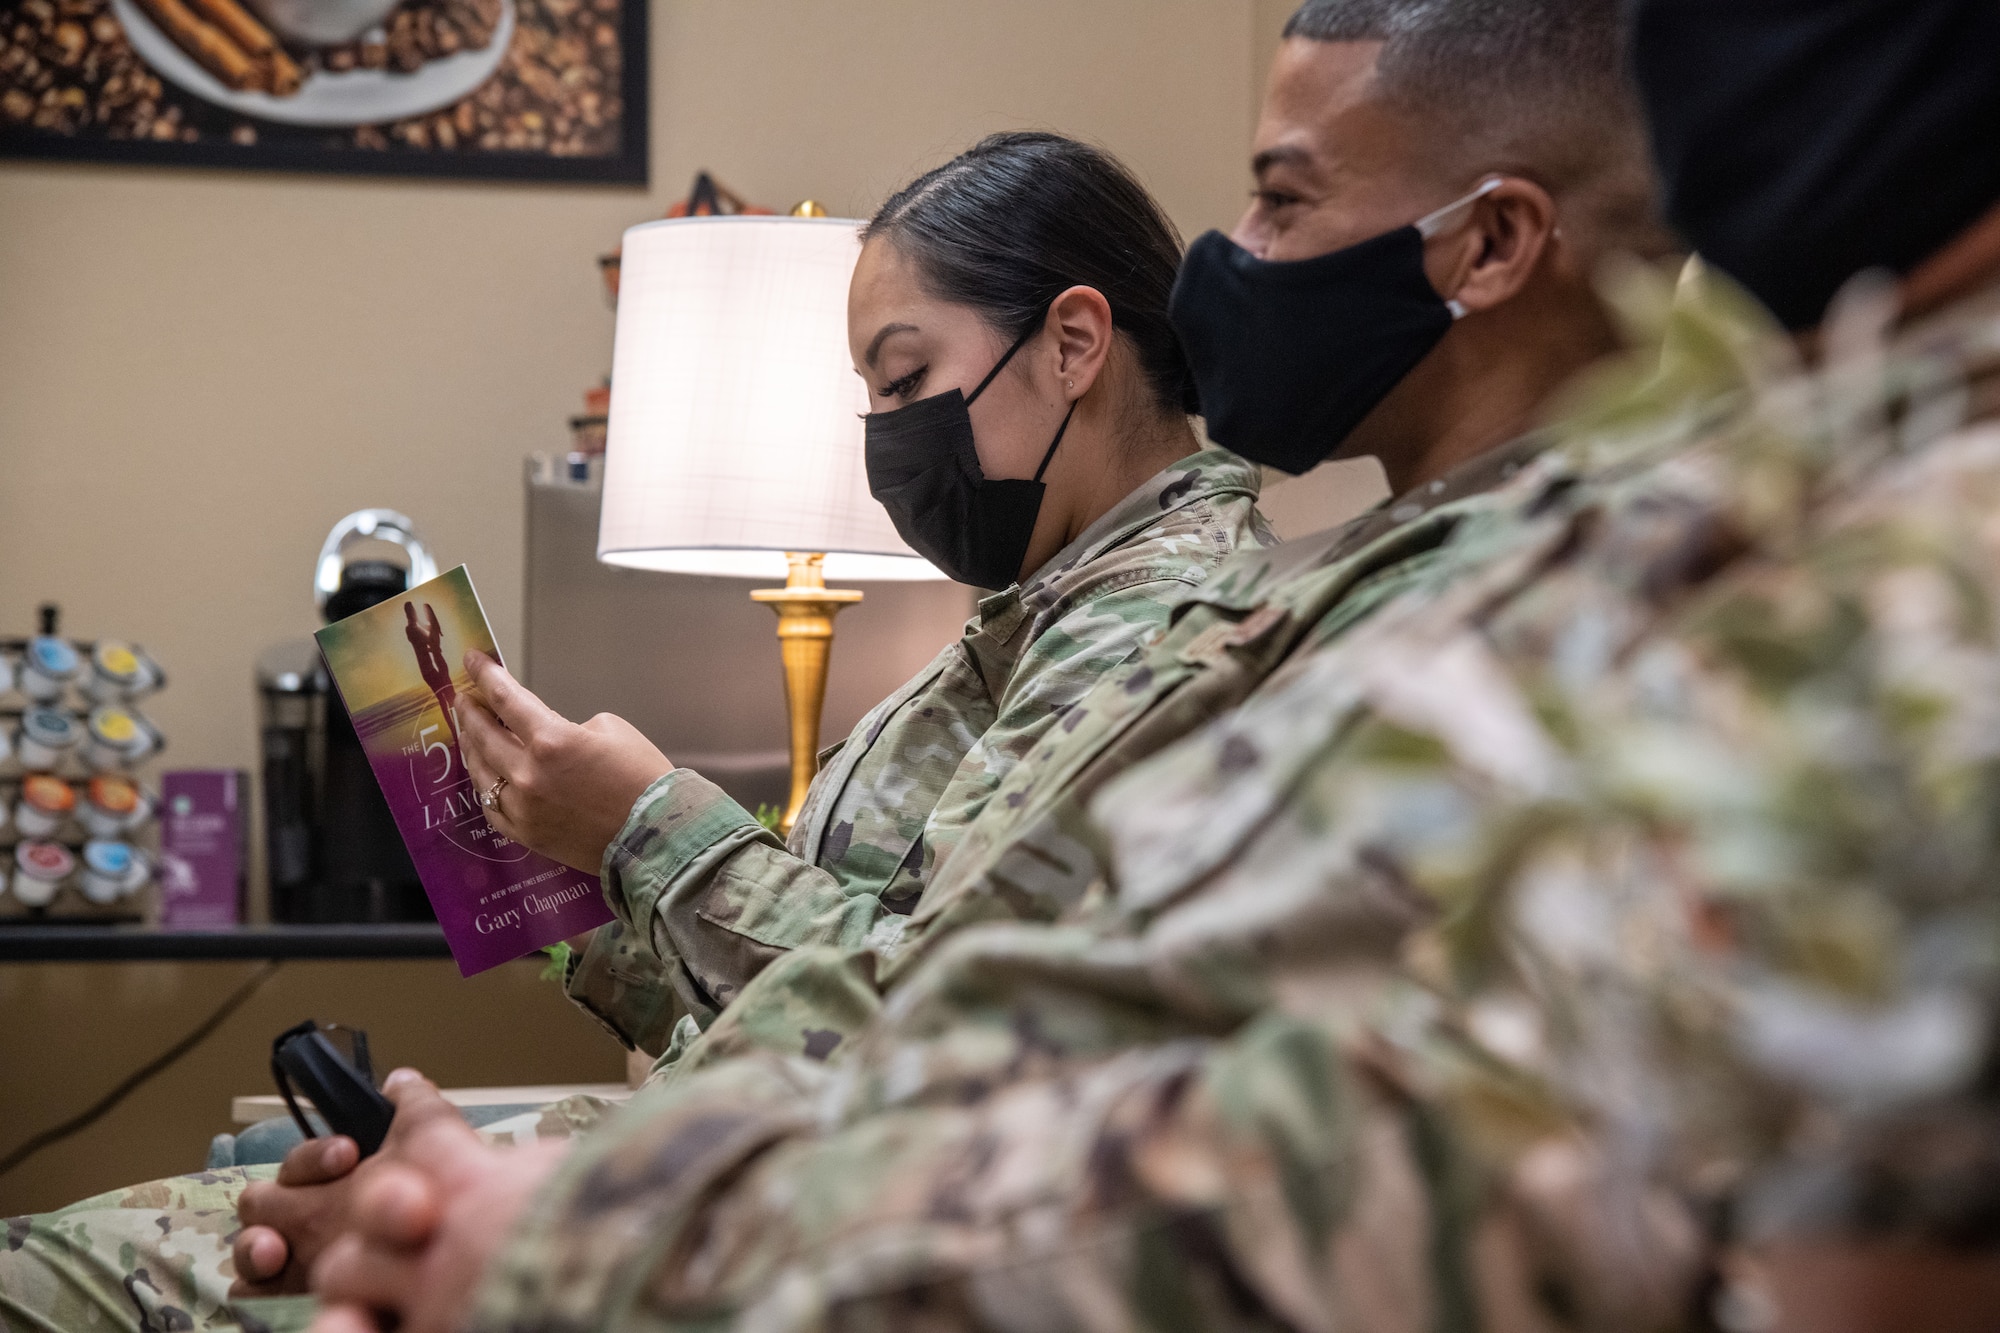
(0, 0, 1393, 1215)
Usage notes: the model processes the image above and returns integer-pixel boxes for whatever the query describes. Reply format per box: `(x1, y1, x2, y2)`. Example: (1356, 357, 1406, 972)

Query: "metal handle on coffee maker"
(313, 510, 439, 615)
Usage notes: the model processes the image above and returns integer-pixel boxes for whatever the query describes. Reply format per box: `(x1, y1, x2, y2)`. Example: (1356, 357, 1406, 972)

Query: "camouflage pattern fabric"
(468, 264, 1814, 1333)
(887, 433, 1548, 975)
(0, 1168, 269, 1333)
(0, 1100, 611, 1333)
(565, 449, 1273, 1052)
(654, 436, 1549, 1082)
(1083, 269, 2000, 1249)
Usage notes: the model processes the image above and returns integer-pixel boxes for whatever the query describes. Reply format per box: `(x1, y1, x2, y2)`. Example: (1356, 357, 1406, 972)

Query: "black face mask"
(865, 323, 1078, 589)
(1169, 181, 1496, 475)
(1633, 0, 2000, 331)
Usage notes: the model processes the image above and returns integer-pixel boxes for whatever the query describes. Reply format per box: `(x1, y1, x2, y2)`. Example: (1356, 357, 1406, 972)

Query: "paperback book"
(315, 565, 611, 975)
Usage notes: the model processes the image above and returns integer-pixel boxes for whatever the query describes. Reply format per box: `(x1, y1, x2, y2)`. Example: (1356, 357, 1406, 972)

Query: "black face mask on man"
(1169, 179, 1499, 476)
(1632, 0, 2000, 332)
(865, 320, 1078, 589)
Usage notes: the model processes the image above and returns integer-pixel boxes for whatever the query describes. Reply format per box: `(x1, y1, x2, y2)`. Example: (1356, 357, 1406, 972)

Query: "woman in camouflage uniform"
(450, 131, 1275, 1064)
(0, 133, 1274, 1333)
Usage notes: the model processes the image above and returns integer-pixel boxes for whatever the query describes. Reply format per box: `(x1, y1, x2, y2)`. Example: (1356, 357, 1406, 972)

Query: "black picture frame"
(0, 0, 648, 184)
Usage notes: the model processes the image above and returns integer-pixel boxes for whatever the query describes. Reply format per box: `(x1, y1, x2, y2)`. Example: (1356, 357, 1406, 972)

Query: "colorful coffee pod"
(13, 774, 76, 838)
(82, 706, 156, 771)
(17, 707, 82, 769)
(83, 641, 159, 703)
(80, 840, 149, 904)
(19, 637, 81, 702)
(80, 775, 151, 838)
(11, 840, 75, 908)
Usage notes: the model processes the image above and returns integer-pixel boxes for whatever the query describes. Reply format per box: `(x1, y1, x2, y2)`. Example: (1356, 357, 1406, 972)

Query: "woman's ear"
(1432, 178, 1559, 317)
(1045, 284, 1116, 399)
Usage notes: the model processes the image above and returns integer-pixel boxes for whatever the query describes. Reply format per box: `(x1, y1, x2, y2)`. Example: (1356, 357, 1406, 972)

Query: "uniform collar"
(1216, 433, 1550, 600)
(971, 448, 1263, 636)
(1336, 433, 1550, 556)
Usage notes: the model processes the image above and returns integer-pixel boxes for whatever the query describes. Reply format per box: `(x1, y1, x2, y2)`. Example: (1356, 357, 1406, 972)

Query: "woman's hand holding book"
(456, 651, 674, 875)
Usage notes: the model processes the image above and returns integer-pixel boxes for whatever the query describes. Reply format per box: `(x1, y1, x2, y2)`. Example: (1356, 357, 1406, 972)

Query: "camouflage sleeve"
(561, 919, 683, 1054)
(465, 1011, 1699, 1333)
(564, 768, 909, 1034)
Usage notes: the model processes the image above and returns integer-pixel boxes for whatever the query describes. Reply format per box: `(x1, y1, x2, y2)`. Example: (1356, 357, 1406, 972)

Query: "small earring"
(1066, 379, 1074, 390)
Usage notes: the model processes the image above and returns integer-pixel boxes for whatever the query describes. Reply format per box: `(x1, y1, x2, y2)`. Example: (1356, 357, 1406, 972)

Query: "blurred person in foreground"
(303, 2, 2000, 1331)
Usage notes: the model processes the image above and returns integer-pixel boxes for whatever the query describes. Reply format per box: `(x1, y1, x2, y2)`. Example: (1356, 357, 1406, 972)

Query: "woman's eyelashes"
(882, 366, 927, 402)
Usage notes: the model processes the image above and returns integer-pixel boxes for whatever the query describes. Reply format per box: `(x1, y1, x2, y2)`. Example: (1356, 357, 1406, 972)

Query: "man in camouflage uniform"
(635, 0, 1668, 1084)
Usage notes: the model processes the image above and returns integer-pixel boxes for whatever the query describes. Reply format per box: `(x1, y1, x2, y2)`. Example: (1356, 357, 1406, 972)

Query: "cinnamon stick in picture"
(262, 46, 304, 95)
(184, 0, 303, 94)
(130, 0, 259, 89)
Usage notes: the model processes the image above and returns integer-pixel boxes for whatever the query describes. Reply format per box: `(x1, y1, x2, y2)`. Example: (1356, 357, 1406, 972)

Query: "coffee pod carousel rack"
(0, 606, 168, 925)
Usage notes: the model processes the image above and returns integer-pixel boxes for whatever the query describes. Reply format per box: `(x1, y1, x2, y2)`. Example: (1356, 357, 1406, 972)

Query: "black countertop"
(0, 924, 454, 962)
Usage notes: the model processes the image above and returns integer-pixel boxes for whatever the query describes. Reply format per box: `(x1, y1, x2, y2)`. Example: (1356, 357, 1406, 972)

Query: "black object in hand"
(271, 1020, 395, 1157)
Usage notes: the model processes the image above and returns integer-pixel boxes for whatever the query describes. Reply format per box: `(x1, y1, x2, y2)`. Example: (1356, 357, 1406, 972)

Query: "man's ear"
(1045, 284, 1116, 400)
(1430, 177, 1559, 316)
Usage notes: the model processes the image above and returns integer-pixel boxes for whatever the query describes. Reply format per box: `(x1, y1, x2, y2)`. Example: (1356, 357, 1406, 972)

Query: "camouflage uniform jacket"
(563, 448, 1272, 1051)
(655, 437, 1549, 1078)
(1073, 271, 2000, 1263)
(468, 271, 1852, 1333)
(889, 432, 1550, 971)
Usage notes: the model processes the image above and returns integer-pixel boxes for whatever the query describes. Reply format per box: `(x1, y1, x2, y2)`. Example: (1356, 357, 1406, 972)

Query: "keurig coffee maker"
(258, 510, 439, 924)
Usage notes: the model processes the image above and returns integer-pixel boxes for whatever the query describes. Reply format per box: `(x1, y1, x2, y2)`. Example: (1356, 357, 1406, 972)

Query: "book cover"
(314, 566, 612, 975)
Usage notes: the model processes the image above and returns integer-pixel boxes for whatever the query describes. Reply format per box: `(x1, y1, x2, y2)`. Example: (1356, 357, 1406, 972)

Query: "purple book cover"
(314, 565, 611, 975)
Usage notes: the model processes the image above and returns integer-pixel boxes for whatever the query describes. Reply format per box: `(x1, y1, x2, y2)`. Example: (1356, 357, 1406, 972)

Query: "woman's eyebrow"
(865, 322, 919, 368)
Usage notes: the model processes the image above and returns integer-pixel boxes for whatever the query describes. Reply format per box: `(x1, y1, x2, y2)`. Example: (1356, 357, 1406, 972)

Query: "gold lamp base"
(751, 552, 862, 836)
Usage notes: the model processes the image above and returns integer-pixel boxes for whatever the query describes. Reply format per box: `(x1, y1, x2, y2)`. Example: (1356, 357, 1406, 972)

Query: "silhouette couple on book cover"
(403, 601, 461, 750)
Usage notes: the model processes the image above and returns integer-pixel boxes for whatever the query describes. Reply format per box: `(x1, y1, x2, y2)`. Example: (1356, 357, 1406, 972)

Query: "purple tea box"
(158, 770, 246, 928)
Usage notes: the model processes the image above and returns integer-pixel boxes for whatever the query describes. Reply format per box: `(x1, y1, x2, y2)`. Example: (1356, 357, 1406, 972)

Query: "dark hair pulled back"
(864, 131, 1200, 417)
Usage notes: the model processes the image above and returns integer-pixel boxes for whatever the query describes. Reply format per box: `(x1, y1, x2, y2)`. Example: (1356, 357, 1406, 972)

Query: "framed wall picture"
(0, 0, 646, 182)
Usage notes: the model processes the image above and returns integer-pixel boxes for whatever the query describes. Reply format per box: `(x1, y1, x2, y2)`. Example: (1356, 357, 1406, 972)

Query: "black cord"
(0, 960, 284, 1181)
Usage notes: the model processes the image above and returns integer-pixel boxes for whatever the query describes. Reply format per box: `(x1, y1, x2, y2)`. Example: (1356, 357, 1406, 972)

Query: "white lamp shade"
(597, 215, 943, 581)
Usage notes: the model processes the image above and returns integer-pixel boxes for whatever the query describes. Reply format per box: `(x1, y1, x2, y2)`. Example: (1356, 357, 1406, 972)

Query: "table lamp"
(597, 207, 944, 834)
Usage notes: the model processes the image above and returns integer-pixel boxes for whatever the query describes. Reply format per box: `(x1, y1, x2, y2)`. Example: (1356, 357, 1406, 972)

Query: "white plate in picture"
(110, 0, 515, 128)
